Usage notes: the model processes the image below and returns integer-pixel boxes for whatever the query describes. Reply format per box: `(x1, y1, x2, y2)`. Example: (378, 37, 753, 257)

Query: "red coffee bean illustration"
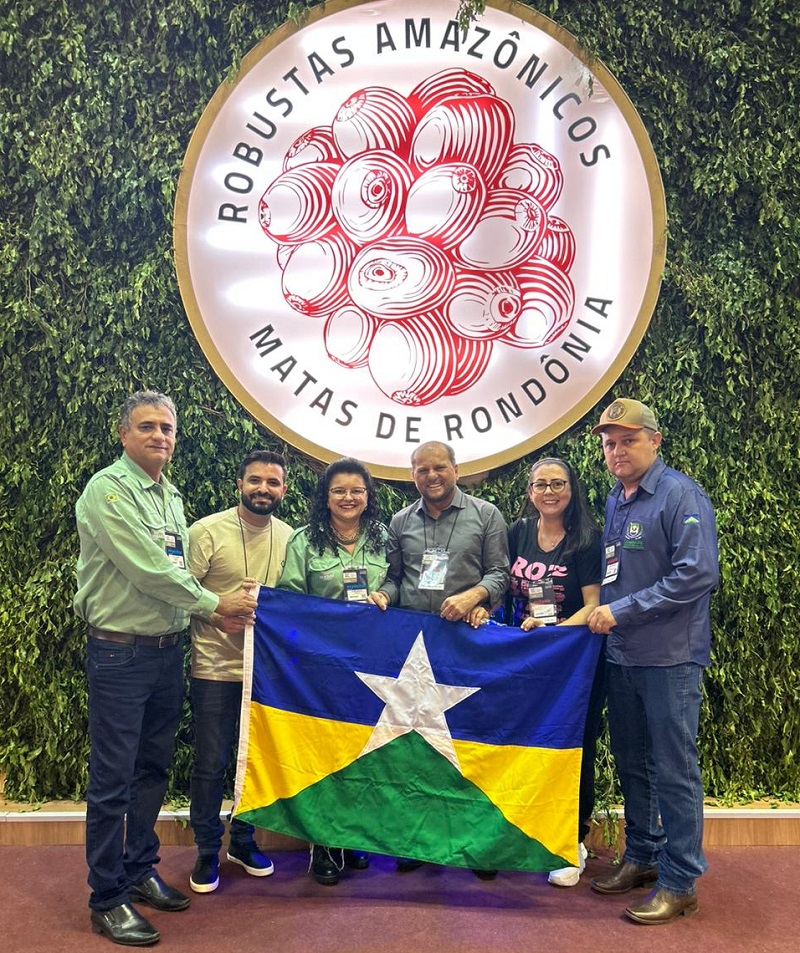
(284, 126, 340, 170)
(503, 257, 575, 348)
(539, 217, 576, 271)
(497, 143, 564, 209)
(446, 333, 493, 396)
(333, 87, 416, 160)
(324, 305, 378, 368)
(407, 68, 495, 117)
(456, 189, 548, 270)
(411, 93, 515, 184)
(332, 150, 413, 245)
(259, 68, 578, 405)
(445, 269, 521, 339)
(259, 162, 339, 244)
(405, 163, 487, 248)
(281, 232, 356, 316)
(368, 310, 457, 405)
(348, 236, 455, 319)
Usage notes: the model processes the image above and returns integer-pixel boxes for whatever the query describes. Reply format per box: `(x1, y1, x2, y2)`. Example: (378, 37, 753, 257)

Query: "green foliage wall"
(1, 0, 798, 803)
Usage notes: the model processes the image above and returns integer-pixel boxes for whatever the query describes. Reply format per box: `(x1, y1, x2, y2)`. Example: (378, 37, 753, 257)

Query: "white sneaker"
(548, 842, 588, 887)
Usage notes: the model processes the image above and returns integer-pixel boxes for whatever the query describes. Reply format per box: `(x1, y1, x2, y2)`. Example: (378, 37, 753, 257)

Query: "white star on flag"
(355, 631, 480, 771)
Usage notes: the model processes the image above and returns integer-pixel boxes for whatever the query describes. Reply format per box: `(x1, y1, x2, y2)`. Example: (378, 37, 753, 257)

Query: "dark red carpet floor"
(2, 845, 795, 953)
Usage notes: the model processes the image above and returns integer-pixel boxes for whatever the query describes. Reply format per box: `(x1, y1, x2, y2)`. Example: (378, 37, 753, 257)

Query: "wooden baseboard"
(2, 802, 799, 848)
(585, 806, 800, 852)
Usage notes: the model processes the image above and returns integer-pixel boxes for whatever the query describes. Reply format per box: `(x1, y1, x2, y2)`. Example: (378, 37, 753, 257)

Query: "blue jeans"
(606, 662, 706, 894)
(85, 637, 183, 911)
(189, 677, 255, 855)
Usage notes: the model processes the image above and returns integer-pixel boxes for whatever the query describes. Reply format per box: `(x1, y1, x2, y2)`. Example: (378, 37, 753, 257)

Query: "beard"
(240, 492, 281, 517)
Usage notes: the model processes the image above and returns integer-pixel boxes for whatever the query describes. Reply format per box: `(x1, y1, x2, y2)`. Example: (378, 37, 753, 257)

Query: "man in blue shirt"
(586, 399, 719, 925)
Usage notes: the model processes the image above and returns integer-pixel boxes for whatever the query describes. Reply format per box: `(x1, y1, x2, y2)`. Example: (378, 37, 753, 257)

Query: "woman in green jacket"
(277, 457, 389, 885)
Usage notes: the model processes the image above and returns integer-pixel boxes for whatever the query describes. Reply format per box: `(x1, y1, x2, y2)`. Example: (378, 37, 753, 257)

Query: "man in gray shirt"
(372, 441, 509, 623)
(370, 441, 509, 876)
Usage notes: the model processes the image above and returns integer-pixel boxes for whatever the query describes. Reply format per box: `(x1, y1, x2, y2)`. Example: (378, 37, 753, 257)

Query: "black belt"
(88, 626, 181, 648)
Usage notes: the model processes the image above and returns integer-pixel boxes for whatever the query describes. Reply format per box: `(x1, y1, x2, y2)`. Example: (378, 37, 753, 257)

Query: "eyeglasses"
(329, 487, 367, 498)
(530, 479, 568, 494)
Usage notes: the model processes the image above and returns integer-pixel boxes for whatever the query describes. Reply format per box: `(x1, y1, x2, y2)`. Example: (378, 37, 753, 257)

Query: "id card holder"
(419, 548, 449, 590)
(343, 566, 369, 602)
(528, 577, 558, 626)
(602, 541, 620, 584)
(165, 532, 185, 569)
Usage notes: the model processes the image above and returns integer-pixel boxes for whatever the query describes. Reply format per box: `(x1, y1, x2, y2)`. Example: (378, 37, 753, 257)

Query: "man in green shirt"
(74, 390, 257, 947)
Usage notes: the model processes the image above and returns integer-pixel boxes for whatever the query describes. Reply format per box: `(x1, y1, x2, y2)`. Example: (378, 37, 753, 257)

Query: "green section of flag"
(238, 730, 567, 872)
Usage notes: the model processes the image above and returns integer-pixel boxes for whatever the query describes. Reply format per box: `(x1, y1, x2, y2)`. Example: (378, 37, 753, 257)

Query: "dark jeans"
(85, 637, 183, 911)
(189, 677, 255, 855)
(578, 647, 607, 843)
(607, 661, 707, 894)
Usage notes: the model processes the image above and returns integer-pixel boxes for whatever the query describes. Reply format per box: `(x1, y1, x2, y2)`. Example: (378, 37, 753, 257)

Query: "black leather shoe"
(311, 845, 342, 885)
(396, 856, 425, 872)
(591, 861, 658, 895)
(471, 868, 498, 880)
(625, 887, 699, 924)
(130, 872, 191, 911)
(90, 903, 160, 946)
(343, 849, 370, 870)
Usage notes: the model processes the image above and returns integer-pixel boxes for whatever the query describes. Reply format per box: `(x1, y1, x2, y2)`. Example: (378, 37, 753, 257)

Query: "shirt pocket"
(364, 551, 389, 590)
(141, 518, 166, 545)
(307, 552, 342, 586)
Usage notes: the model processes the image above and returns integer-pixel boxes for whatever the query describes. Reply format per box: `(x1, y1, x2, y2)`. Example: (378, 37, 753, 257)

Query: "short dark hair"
(411, 440, 457, 467)
(118, 391, 176, 431)
(237, 450, 288, 482)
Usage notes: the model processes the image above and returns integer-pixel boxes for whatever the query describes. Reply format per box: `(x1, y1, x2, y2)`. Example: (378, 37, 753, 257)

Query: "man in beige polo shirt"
(187, 450, 293, 893)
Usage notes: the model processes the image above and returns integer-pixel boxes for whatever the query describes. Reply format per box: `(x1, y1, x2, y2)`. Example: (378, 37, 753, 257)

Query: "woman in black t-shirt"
(508, 457, 601, 628)
(507, 457, 604, 888)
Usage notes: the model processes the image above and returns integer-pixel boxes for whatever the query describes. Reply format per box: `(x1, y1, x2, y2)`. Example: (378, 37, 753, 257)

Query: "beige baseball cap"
(591, 398, 659, 435)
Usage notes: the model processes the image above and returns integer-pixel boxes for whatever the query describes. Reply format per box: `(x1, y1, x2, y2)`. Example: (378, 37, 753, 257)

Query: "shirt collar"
(120, 452, 178, 496)
(414, 485, 466, 517)
(614, 456, 665, 501)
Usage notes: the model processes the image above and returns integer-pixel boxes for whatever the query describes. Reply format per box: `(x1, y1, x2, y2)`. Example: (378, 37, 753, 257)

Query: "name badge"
(602, 541, 620, 584)
(165, 532, 185, 569)
(419, 548, 449, 590)
(528, 577, 557, 626)
(343, 566, 369, 602)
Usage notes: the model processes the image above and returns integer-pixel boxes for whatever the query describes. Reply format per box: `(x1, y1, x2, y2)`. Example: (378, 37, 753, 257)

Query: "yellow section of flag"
(236, 700, 580, 862)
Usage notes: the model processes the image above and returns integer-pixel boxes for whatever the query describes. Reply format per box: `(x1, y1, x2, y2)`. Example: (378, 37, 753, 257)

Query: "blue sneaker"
(227, 843, 275, 877)
(190, 854, 220, 893)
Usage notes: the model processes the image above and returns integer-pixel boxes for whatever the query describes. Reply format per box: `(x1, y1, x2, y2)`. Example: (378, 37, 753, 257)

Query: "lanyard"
(422, 506, 460, 552)
(238, 514, 274, 585)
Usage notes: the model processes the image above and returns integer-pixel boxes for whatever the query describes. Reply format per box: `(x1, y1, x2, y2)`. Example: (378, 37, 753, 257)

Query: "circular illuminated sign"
(175, 0, 666, 480)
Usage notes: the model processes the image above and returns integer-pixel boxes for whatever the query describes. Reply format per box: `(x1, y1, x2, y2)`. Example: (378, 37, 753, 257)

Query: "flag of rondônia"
(234, 586, 602, 872)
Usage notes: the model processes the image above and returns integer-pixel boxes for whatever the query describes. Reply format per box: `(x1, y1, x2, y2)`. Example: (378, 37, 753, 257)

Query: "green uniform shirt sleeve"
(74, 467, 218, 630)
(275, 528, 311, 593)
